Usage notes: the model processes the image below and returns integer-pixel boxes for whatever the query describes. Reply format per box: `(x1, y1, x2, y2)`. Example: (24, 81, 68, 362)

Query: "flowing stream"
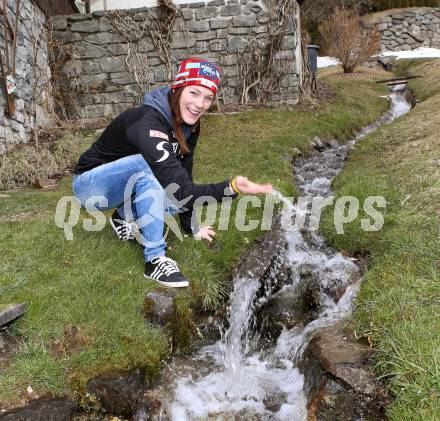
(156, 87, 411, 420)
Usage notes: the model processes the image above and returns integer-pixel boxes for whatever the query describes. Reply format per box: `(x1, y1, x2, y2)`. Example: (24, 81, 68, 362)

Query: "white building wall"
(88, 0, 200, 11)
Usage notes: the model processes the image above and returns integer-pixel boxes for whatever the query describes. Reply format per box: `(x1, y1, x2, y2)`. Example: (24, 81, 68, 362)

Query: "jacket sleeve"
(179, 142, 199, 235)
(127, 109, 235, 213)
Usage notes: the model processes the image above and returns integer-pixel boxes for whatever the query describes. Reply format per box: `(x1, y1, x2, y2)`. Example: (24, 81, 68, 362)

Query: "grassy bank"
(394, 58, 440, 101)
(0, 70, 389, 408)
(321, 59, 440, 420)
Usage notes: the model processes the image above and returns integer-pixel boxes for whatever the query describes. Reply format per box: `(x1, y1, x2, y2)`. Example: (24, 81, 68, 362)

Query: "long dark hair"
(169, 88, 200, 155)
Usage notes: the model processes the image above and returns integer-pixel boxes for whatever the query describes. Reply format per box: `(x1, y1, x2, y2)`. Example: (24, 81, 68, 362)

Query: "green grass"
(0, 71, 389, 408)
(320, 58, 440, 420)
(393, 58, 440, 101)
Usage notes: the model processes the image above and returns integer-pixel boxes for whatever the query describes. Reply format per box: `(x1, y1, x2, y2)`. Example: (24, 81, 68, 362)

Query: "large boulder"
(300, 323, 387, 421)
(86, 369, 146, 417)
(256, 271, 321, 344)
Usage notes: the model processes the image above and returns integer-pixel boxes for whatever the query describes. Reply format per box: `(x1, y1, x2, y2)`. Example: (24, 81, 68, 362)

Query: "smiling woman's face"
(179, 85, 215, 125)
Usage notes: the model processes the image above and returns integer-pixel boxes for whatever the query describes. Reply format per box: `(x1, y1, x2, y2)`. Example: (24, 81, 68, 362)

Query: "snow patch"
(317, 47, 440, 69)
(317, 56, 341, 68)
(377, 47, 440, 60)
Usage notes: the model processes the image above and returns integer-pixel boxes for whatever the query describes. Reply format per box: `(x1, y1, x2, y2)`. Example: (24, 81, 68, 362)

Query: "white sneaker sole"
(144, 274, 189, 288)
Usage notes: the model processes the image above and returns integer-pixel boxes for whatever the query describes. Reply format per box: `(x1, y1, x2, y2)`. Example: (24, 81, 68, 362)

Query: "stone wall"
(367, 7, 440, 51)
(0, 0, 51, 154)
(50, 0, 300, 127)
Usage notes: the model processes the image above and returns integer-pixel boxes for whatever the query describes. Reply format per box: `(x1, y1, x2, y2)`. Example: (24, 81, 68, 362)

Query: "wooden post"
(2, 0, 9, 72)
(0, 0, 14, 116)
(12, 0, 20, 76)
(0, 47, 15, 117)
(85, 0, 91, 13)
(0, 48, 10, 112)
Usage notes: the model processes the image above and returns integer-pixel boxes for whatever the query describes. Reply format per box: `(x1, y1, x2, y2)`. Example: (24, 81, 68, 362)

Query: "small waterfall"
(163, 88, 411, 420)
(222, 276, 260, 380)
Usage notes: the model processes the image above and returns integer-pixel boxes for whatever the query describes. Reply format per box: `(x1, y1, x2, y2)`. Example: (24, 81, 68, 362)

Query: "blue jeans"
(72, 154, 181, 262)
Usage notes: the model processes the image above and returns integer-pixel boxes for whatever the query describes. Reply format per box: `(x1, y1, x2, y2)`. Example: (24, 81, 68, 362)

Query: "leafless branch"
(319, 7, 380, 73)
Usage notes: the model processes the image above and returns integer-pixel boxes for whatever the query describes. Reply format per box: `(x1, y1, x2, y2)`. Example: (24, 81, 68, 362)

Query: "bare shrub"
(302, 0, 375, 23)
(0, 132, 95, 190)
(0, 147, 58, 190)
(301, 0, 375, 44)
(319, 8, 380, 73)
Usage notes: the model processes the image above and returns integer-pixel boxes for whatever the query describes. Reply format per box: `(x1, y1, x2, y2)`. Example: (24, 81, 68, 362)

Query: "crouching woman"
(72, 58, 272, 288)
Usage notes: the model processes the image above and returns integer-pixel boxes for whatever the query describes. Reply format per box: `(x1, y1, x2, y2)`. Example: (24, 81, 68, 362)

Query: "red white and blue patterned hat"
(171, 57, 221, 95)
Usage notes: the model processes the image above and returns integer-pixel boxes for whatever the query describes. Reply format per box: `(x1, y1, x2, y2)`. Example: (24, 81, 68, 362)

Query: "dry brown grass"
(406, 59, 440, 100)
(0, 147, 60, 191)
(319, 65, 392, 80)
(0, 131, 96, 191)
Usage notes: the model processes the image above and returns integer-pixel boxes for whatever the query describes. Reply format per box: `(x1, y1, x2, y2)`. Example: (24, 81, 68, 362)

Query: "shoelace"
(128, 222, 139, 240)
(152, 256, 180, 276)
(114, 218, 138, 241)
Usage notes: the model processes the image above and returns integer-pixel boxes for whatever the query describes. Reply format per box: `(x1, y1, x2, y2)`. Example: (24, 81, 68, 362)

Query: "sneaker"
(109, 210, 137, 241)
(144, 256, 189, 288)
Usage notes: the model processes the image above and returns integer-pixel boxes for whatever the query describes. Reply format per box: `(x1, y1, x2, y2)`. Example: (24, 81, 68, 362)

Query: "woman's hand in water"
(194, 226, 216, 243)
(233, 176, 273, 195)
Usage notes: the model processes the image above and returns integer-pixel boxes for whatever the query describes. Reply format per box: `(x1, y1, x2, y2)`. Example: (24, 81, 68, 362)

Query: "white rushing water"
(164, 89, 411, 421)
(170, 277, 308, 420)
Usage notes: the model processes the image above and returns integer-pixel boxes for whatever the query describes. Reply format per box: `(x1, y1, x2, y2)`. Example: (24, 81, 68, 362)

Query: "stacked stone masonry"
(50, 0, 300, 127)
(0, 0, 51, 154)
(368, 7, 440, 52)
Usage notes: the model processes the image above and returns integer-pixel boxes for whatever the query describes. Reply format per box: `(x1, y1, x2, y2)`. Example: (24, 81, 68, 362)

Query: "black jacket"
(73, 105, 235, 234)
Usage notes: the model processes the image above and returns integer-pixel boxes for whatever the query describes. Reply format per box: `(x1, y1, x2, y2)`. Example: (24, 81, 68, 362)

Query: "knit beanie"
(171, 57, 221, 95)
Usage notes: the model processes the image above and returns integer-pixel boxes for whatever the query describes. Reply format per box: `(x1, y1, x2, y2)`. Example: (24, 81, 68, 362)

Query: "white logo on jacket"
(173, 142, 183, 156)
(155, 141, 169, 162)
(155, 141, 182, 162)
